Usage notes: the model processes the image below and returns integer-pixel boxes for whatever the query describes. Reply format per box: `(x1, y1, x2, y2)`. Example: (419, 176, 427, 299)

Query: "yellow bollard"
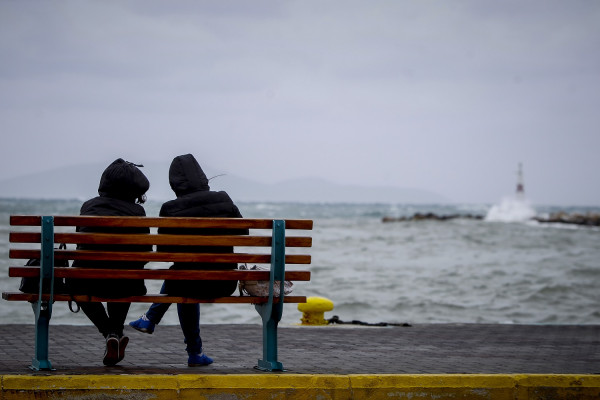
(297, 296, 334, 325)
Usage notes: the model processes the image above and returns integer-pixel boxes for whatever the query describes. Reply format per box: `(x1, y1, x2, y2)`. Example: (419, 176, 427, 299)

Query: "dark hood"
(169, 154, 210, 197)
(98, 158, 150, 201)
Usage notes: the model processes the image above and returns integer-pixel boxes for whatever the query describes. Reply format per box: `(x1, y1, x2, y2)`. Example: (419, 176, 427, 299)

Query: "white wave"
(485, 196, 536, 222)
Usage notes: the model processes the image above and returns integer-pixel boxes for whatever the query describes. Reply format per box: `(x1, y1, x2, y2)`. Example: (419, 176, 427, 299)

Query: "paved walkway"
(1, 323, 598, 375)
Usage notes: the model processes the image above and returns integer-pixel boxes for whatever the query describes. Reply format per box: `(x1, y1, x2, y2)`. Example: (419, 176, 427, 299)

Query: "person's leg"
(145, 282, 171, 324)
(130, 282, 170, 333)
(145, 302, 171, 324)
(177, 303, 202, 354)
(106, 302, 131, 364)
(106, 302, 131, 337)
(79, 302, 120, 366)
(79, 302, 110, 337)
(176, 303, 213, 366)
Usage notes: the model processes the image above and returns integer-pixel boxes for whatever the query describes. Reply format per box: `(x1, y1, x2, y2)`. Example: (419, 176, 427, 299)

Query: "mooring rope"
(327, 315, 411, 327)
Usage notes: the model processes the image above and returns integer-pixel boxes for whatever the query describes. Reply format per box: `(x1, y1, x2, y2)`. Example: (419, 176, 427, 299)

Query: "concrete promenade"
(1, 323, 599, 399)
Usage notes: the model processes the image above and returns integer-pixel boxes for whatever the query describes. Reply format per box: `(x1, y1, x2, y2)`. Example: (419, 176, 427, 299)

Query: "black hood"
(98, 158, 150, 201)
(169, 154, 210, 197)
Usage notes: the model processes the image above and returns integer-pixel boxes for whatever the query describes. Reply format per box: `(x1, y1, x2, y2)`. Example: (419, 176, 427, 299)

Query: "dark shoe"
(118, 336, 129, 363)
(188, 353, 214, 367)
(129, 314, 155, 334)
(103, 335, 119, 366)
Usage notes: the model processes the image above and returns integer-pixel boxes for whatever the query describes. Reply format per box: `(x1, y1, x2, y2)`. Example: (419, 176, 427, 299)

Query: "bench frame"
(3, 215, 312, 372)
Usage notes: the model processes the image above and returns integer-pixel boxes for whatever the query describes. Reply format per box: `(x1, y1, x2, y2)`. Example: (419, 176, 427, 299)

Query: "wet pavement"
(1, 323, 598, 375)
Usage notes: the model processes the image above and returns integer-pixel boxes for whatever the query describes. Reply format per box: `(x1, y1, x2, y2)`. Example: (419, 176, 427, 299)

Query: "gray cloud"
(1, 0, 599, 205)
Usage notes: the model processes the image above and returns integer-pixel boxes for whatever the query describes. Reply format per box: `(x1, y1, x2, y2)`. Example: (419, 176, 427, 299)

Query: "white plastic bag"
(238, 264, 293, 297)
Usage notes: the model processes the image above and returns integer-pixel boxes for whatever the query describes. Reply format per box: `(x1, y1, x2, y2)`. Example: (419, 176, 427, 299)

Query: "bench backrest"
(7, 215, 312, 304)
(9, 215, 313, 266)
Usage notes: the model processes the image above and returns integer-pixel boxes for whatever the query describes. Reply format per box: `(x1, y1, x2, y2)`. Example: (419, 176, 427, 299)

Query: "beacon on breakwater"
(516, 162, 524, 199)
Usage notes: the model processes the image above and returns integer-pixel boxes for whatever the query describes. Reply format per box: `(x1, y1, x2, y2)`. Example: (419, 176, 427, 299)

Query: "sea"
(1, 197, 599, 327)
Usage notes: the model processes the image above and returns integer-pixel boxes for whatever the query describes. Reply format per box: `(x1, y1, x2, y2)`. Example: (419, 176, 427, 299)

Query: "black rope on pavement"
(327, 315, 411, 327)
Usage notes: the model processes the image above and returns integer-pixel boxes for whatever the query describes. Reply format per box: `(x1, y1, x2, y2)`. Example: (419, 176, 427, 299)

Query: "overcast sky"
(1, 1, 599, 205)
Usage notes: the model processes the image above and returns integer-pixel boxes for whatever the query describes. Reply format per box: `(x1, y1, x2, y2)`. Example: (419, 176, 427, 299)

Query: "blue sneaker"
(188, 353, 214, 367)
(129, 314, 155, 334)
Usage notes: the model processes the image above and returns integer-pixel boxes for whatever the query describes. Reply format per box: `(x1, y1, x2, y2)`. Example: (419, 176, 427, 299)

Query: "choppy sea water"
(1, 197, 598, 326)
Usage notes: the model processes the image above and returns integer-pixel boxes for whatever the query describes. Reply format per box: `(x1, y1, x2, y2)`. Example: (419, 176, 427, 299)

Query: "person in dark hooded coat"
(129, 154, 247, 366)
(67, 158, 151, 366)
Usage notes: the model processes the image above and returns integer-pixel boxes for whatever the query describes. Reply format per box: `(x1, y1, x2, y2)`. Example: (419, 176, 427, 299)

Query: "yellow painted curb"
(348, 374, 600, 400)
(2, 374, 349, 390)
(2, 374, 600, 400)
(517, 374, 600, 387)
(350, 373, 517, 388)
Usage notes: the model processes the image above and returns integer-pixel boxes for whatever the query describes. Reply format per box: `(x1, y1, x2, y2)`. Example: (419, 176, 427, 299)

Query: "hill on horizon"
(0, 161, 449, 204)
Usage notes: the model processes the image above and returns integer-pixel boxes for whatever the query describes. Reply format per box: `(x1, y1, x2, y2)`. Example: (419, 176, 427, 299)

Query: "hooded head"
(98, 158, 150, 203)
(169, 154, 210, 197)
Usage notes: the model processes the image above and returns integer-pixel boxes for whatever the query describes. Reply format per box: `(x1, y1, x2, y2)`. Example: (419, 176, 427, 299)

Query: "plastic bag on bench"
(238, 264, 293, 297)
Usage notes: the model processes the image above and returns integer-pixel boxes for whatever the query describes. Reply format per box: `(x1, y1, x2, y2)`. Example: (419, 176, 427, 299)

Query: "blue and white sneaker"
(188, 352, 214, 367)
(129, 314, 155, 334)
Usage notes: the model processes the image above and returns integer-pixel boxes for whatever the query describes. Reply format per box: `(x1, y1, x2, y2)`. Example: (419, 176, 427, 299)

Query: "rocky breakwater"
(533, 212, 600, 227)
(383, 211, 600, 226)
(382, 213, 484, 223)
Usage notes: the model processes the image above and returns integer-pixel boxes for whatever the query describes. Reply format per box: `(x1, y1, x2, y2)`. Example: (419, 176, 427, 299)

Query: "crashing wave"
(485, 197, 536, 222)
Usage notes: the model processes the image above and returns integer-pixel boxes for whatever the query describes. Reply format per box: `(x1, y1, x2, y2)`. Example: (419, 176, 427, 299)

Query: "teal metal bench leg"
(255, 219, 286, 372)
(255, 304, 284, 371)
(30, 216, 55, 371)
(31, 301, 53, 371)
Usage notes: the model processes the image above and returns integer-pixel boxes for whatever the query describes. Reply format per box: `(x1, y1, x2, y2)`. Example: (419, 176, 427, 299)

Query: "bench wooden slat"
(10, 232, 312, 247)
(8, 266, 311, 281)
(1, 292, 307, 304)
(9, 249, 312, 264)
(10, 215, 313, 230)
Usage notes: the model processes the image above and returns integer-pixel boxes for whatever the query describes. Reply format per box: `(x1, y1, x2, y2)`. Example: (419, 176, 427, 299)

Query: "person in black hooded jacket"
(66, 158, 151, 366)
(129, 154, 247, 366)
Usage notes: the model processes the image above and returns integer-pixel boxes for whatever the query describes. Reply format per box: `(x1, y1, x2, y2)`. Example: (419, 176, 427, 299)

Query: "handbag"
(19, 243, 68, 294)
(238, 264, 293, 297)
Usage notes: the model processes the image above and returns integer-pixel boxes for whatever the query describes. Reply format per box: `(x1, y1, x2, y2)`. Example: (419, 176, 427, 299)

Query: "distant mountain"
(0, 162, 448, 204)
(222, 177, 449, 204)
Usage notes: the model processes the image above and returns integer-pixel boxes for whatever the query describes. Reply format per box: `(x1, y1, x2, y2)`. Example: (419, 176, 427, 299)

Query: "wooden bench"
(2, 215, 312, 371)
